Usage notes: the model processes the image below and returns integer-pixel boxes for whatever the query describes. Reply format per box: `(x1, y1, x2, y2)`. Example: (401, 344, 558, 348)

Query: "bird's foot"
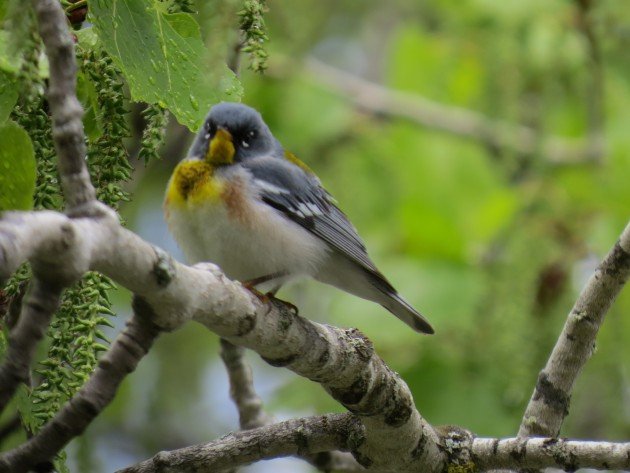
(242, 287, 298, 315)
(268, 295, 299, 316)
(240, 273, 297, 314)
(242, 284, 270, 303)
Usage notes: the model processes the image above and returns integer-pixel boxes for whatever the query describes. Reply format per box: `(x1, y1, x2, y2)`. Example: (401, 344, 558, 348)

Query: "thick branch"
(0, 302, 162, 473)
(0, 278, 62, 415)
(117, 414, 362, 473)
(304, 59, 604, 165)
(519, 222, 630, 437)
(32, 0, 96, 213)
(0, 210, 444, 472)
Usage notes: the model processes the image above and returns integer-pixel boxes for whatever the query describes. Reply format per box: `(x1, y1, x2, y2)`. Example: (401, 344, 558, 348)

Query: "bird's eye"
(241, 140, 250, 148)
(248, 130, 256, 138)
(204, 121, 216, 139)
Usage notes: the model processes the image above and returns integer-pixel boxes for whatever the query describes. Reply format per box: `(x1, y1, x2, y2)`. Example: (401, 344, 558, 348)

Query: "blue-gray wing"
(243, 155, 435, 335)
(243, 155, 383, 277)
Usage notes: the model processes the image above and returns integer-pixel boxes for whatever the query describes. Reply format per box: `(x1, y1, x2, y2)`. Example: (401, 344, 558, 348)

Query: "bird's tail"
(379, 292, 434, 334)
(314, 256, 434, 334)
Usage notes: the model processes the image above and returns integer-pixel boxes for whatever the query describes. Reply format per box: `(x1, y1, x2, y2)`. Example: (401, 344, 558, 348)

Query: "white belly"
(165, 198, 329, 284)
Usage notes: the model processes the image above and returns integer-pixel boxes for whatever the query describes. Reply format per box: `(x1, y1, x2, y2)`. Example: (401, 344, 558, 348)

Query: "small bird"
(164, 102, 434, 334)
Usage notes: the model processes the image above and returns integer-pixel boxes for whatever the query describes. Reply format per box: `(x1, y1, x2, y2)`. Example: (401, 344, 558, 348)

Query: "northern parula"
(164, 102, 433, 334)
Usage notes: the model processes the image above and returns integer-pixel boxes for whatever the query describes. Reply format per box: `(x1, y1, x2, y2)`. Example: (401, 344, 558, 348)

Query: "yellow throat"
(165, 128, 235, 207)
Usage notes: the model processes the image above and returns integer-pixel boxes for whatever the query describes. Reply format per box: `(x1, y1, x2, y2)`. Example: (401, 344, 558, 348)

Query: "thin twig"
(0, 299, 162, 473)
(303, 58, 604, 165)
(518, 222, 630, 437)
(219, 340, 361, 471)
(219, 339, 269, 430)
(31, 0, 96, 214)
(575, 0, 605, 164)
(116, 414, 362, 473)
(0, 278, 62, 416)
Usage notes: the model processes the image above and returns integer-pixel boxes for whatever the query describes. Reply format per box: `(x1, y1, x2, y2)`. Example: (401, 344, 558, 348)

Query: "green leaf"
(0, 70, 18, 122)
(0, 121, 36, 210)
(0, 31, 18, 73)
(76, 70, 102, 141)
(15, 384, 37, 433)
(90, 0, 242, 130)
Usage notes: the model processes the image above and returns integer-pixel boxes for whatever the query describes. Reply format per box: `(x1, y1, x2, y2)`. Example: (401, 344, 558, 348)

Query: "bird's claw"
(268, 295, 299, 315)
(242, 284, 299, 315)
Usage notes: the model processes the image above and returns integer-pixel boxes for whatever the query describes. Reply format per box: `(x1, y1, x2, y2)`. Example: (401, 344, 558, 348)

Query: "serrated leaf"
(0, 121, 35, 210)
(90, 0, 243, 130)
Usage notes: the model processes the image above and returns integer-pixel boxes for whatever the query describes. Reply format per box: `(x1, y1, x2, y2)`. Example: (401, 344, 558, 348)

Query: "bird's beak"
(206, 127, 235, 165)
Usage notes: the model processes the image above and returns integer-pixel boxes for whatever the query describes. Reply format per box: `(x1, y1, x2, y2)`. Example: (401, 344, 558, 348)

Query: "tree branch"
(116, 413, 630, 473)
(0, 209, 444, 472)
(0, 277, 62, 415)
(473, 437, 630, 471)
(31, 0, 96, 214)
(117, 414, 362, 473)
(575, 0, 605, 164)
(219, 338, 364, 471)
(0, 300, 162, 473)
(3, 207, 628, 471)
(303, 58, 605, 165)
(518, 222, 630, 437)
(220, 338, 362, 471)
(219, 339, 269, 430)
(4, 3, 624, 473)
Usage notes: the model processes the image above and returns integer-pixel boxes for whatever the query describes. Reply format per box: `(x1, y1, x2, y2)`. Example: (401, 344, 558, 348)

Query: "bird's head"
(188, 102, 276, 166)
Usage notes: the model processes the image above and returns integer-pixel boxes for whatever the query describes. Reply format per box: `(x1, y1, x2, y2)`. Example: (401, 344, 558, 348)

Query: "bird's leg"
(241, 272, 287, 303)
(274, 297, 299, 316)
(241, 274, 298, 315)
(266, 284, 282, 297)
(241, 271, 287, 290)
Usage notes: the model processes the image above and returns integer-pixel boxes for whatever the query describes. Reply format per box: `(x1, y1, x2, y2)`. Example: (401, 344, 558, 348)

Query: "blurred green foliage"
(0, 121, 35, 211)
(1, 0, 630, 472)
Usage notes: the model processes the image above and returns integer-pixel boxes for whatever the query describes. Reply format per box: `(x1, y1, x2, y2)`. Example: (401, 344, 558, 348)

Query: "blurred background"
(41, 0, 630, 470)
